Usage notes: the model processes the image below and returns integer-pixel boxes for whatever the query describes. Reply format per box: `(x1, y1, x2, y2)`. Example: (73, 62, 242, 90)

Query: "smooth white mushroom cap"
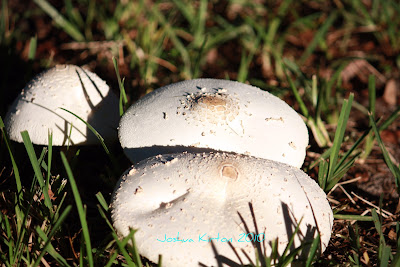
(119, 79, 308, 167)
(111, 152, 333, 267)
(4, 64, 119, 145)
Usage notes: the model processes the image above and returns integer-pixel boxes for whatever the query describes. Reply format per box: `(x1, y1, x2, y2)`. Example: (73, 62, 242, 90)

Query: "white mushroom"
(111, 152, 333, 267)
(4, 64, 119, 145)
(119, 79, 308, 168)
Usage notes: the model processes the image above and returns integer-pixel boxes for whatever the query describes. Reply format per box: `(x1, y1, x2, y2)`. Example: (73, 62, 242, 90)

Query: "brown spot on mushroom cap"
(184, 92, 240, 125)
(197, 94, 226, 107)
(221, 164, 239, 180)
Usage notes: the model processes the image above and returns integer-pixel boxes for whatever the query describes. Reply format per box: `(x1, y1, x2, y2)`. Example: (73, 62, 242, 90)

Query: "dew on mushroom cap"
(111, 152, 333, 267)
(118, 79, 309, 167)
(4, 64, 119, 146)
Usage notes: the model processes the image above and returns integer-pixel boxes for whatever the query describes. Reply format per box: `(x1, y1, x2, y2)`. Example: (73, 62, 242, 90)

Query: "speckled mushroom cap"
(118, 79, 308, 168)
(4, 64, 119, 145)
(111, 152, 333, 267)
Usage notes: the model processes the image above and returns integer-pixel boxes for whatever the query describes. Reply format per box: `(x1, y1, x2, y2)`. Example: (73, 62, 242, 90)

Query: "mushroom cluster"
(4, 64, 119, 146)
(4, 70, 332, 266)
(112, 79, 333, 266)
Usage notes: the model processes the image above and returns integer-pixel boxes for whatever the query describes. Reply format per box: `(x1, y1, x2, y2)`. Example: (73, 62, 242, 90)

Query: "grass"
(1, 0, 400, 266)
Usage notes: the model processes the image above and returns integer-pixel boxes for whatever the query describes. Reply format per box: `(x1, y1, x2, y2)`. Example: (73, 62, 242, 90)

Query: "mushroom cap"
(119, 79, 308, 167)
(111, 152, 333, 267)
(4, 64, 119, 145)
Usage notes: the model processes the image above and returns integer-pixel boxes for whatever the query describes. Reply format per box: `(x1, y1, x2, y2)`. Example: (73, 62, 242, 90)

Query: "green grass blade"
(66, 121, 73, 149)
(369, 114, 400, 189)
(379, 105, 400, 131)
(305, 232, 320, 267)
(333, 214, 373, 221)
(14, 201, 32, 265)
(193, 0, 207, 47)
(309, 147, 331, 170)
(350, 0, 374, 26)
(97, 202, 144, 267)
(1, 214, 14, 263)
(300, 11, 337, 64)
(104, 252, 119, 267)
(84, 0, 95, 40)
(192, 34, 208, 79)
(311, 75, 318, 108)
(53, 191, 67, 222)
(204, 21, 249, 51)
(384, 2, 400, 50)
(151, 5, 191, 78)
(59, 108, 120, 173)
(112, 230, 137, 267)
(0, 116, 22, 199)
(371, 208, 392, 265)
(318, 160, 328, 191)
(280, 246, 303, 267)
(60, 152, 94, 267)
(362, 75, 376, 159)
(33, 206, 72, 267)
(348, 223, 360, 265)
(336, 128, 370, 169)
(331, 154, 359, 182)
(237, 31, 261, 82)
(64, 0, 85, 30)
(265, 0, 293, 46)
(46, 130, 52, 188)
(368, 75, 376, 116)
(280, 217, 303, 262)
(0, 0, 7, 44)
(33, 0, 84, 41)
(128, 230, 143, 267)
(397, 222, 400, 250)
(325, 62, 346, 98)
(0, 115, 25, 245)
(97, 205, 115, 233)
(391, 247, 400, 267)
(95, 192, 109, 212)
(21, 131, 53, 210)
(59, 108, 110, 155)
(28, 36, 37, 60)
(157, 255, 163, 267)
(171, 0, 194, 26)
(112, 56, 128, 116)
(284, 66, 309, 117)
(0, 252, 10, 267)
(327, 93, 354, 184)
(380, 245, 391, 267)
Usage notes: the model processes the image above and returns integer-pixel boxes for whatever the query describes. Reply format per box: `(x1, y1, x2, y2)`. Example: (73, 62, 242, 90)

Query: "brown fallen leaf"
(380, 129, 399, 145)
(383, 79, 398, 107)
(388, 228, 397, 241)
(39, 185, 57, 201)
